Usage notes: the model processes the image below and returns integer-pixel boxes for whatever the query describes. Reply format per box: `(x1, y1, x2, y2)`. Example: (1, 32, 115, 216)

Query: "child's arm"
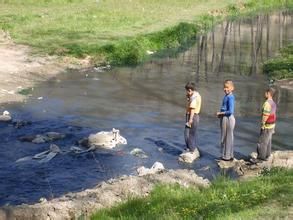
(187, 108, 195, 127)
(217, 95, 234, 116)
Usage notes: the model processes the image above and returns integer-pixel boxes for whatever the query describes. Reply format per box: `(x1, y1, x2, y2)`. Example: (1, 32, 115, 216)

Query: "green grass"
(263, 44, 293, 80)
(17, 87, 33, 96)
(91, 168, 293, 219)
(1, 0, 292, 65)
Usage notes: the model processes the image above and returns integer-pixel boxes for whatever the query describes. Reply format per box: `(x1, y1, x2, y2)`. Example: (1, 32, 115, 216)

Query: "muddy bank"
(1, 150, 292, 220)
(0, 31, 89, 105)
(0, 169, 209, 220)
(217, 150, 293, 179)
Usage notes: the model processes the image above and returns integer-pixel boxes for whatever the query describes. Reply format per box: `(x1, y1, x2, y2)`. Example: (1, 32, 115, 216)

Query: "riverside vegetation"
(91, 168, 293, 219)
(263, 43, 293, 80)
(0, 0, 292, 66)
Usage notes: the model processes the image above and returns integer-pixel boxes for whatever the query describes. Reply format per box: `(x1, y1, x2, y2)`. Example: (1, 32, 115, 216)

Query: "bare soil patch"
(0, 31, 88, 106)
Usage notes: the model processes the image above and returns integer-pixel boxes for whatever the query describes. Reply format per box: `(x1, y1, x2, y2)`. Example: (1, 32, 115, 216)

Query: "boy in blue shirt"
(217, 80, 235, 161)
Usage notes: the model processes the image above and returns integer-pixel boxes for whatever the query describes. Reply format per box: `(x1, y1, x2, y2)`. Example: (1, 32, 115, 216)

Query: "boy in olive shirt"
(184, 82, 202, 153)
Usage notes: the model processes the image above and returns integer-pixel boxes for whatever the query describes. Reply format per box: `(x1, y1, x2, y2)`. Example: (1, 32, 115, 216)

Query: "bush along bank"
(97, 0, 293, 66)
(263, 44, 293, 80)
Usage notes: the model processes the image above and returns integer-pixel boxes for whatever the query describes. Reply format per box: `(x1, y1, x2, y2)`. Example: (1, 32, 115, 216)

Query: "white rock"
(137, 162, 165, 176)
(250, 152, 257, 159)
(39, 197, 47, 203)
(151, 162, 165, 171)
(88, 128, 127, 149)
(130, 148, 148, 158)
(3, 110, 10, 116)
(178, 148, 200, 163)
(0, 110, 12, 122)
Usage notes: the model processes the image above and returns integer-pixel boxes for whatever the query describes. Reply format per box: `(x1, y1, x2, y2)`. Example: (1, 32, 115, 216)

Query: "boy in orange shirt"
(184, 82, 202, 153)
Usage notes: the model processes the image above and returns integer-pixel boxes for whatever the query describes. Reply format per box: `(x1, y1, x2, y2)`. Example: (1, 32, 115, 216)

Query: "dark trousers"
(257, 128, 274, 160)
(184, 114, 199, 151)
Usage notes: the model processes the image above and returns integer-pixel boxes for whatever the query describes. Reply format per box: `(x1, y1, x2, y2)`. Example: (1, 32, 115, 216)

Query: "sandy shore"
(0, 31, 90, 106)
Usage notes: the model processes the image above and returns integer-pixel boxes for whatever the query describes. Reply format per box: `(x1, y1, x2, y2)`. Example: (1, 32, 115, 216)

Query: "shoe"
(221, 157, 234, 161)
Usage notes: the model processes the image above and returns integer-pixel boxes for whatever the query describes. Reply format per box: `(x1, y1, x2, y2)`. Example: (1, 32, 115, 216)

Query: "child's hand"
(216, 112, 223, 117)
(185, 122, 192, 128)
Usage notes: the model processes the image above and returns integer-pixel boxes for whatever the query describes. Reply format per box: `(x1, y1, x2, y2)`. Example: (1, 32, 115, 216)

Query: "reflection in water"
(193, 11, 292, 80)
(0, 11, 292, 206)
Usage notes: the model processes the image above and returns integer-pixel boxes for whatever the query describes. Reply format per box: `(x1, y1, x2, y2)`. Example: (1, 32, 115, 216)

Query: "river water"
(0, 11, 292, 206)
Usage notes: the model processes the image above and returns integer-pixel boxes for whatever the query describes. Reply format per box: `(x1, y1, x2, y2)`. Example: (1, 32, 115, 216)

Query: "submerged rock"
(13, 120, 32, 129)
(130, 148, 148, 158)
(32, 135, 48, 144)
(77, 138, 89, 147)
(19, 132, 65, 144)
(178, 148, 200, 163)
(45, 132, 66, 141)
(18, 135, 36, 142)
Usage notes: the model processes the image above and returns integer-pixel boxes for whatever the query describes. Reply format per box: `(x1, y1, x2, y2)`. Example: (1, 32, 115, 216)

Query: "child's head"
(223, 80, 234, 95)
(185, 82, 196, 97)
(265, 87, 275, 99)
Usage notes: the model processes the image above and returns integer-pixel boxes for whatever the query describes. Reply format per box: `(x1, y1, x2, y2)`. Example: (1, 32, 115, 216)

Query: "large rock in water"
(178, 148, 200, 163)
(88, 128, 127, 149)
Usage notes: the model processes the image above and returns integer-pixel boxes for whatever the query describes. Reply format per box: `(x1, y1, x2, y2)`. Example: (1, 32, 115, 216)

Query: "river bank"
(0, 31, 94, 105)
(0, 169, 210, 220)
(0, 151, 292, 220)
(0, 1, 292, 105)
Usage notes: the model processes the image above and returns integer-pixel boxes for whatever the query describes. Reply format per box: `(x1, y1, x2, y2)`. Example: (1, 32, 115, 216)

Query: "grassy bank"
(0, 1, 292, 65)
(91, 168, 293, 219)
(263, 44, 293, 80)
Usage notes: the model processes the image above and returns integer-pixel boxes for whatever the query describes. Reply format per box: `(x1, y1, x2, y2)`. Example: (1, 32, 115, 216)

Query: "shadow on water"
(0, 10, 293, 206)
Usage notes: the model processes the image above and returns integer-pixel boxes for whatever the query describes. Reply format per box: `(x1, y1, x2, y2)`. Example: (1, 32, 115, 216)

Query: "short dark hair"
(266, 87, 276, 96)
(185, 82, 196, 91)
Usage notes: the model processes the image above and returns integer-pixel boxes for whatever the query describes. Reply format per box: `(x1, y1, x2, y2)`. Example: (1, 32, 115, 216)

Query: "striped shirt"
(262, 99, 276, 129)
